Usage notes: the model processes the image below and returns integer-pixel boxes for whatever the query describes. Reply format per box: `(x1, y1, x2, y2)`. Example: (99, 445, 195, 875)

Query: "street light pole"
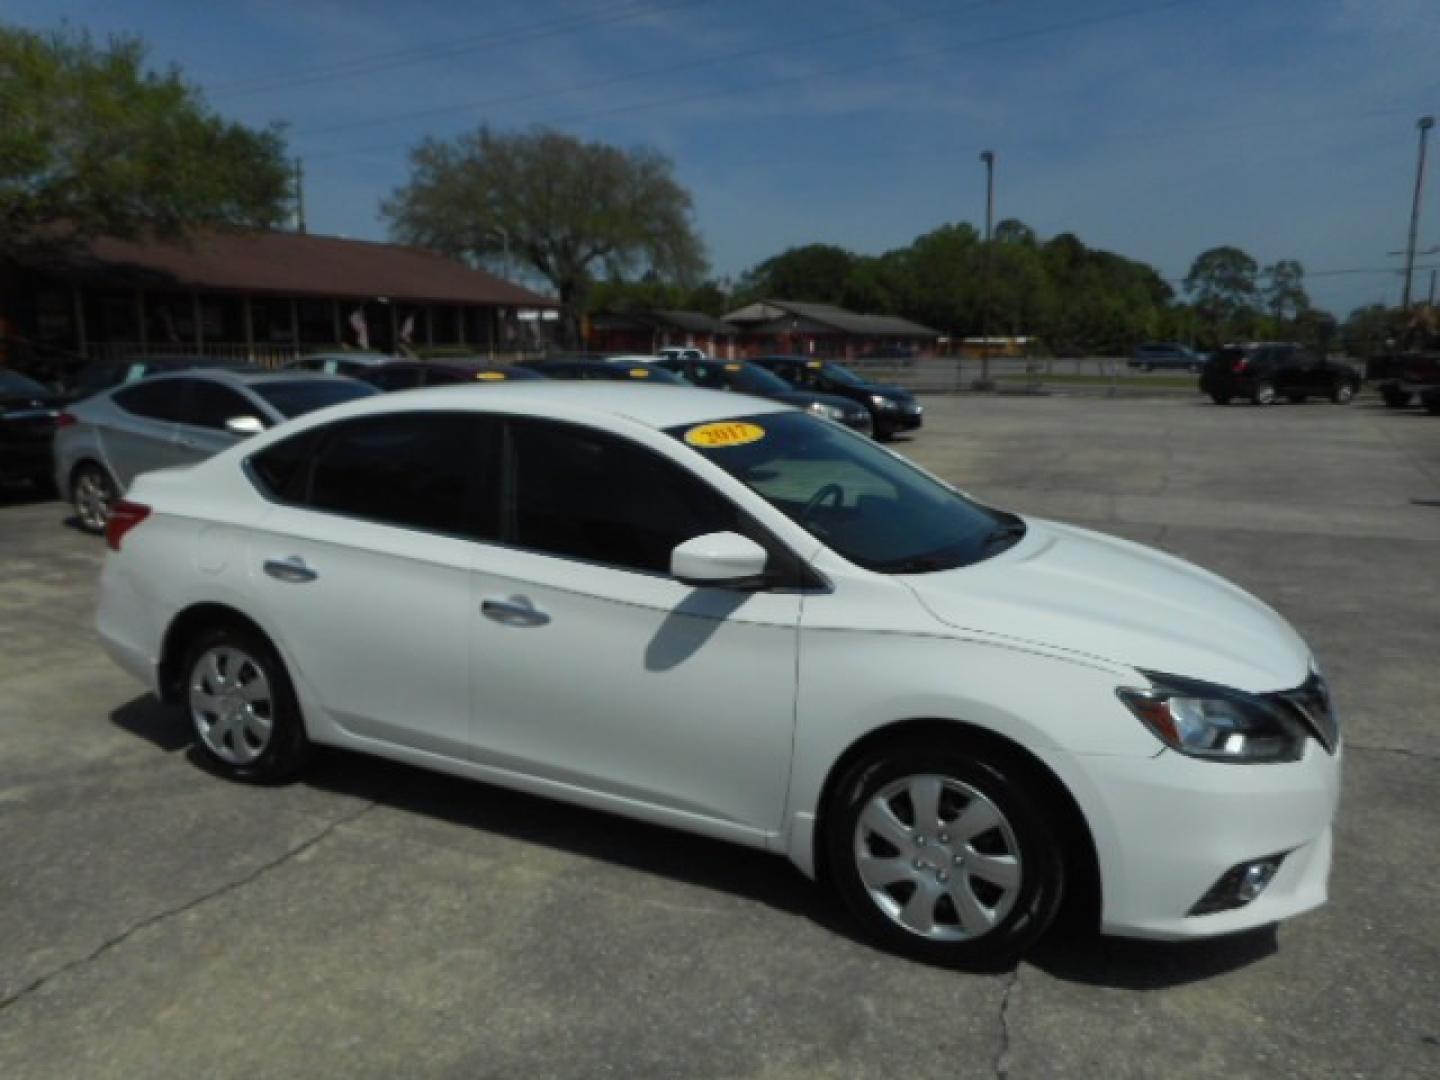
(1402, 116, 1435, 311)
(978, 149, 996, 389)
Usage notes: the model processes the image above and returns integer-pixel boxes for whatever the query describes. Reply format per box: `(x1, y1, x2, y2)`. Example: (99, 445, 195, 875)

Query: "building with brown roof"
(585, 308, 737, 357)
(723, 299, 939, 360)
(0, 228, 560, 376)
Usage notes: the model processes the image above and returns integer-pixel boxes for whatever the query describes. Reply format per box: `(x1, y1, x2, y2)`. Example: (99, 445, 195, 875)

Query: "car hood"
(902, 518, 1310, 692)
(771, 389, 867, 415)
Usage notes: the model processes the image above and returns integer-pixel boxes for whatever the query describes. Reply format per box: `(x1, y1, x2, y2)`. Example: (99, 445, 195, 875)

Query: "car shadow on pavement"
(110, 692, 1280, 988)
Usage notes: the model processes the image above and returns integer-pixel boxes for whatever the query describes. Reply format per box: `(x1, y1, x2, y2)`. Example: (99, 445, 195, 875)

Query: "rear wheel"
(1381, 387, 1412, 408)
(183, 625, 311, 784)
(826, 741, 1065, 967)
(71, 463, 116, 534)
(1331, 382, 1355, 405)
(1252, 381, 1277, 406)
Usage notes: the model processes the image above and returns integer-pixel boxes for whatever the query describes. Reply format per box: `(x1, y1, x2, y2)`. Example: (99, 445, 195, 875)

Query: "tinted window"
(305, 413, 494, 536)
(0, 370, 50, 397)
(251, 378, 377, 418)
(365, 366, 424, 391)
(180, 381, 260, 430)
(671, 410, 1011, 574)
(113, 379, 188, 421)
(248, 427, 324, 503)
(508, 419, 740, 574)
(422, 368, 466, 386)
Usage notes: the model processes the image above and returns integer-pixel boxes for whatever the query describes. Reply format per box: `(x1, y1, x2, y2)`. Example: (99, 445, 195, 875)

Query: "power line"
(297, 0, 1005, 139)
(305, 0, 1215, 161)
(208, 0, 719, 99)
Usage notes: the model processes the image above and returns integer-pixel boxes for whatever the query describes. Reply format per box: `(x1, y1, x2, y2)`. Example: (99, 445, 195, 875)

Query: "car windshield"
(691, 362, 789, 394)
(252, 379, 378, 418)
(670, 411, 1020, 573)
(0, 370, 50, 397)
(820, 362, 867, 387)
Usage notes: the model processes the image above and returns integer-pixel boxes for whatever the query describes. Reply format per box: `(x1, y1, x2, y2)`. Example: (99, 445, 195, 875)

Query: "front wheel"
(184, 625, 311, 784)
(825, 742, 1065, 967)
(1252, 381, 1277, 406)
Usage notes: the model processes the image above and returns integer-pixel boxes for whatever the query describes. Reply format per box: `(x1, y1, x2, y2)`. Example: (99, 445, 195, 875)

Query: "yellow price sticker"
(724, 363, 743, 372)
(475, 371, 507, 380)
(805, 360, 823, 369)
(628, 368, 651, 378)
(684, 421, 766, 449)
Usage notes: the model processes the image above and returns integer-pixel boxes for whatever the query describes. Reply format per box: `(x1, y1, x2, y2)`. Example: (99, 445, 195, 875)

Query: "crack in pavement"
(993, 966, 1021, 1080)
(1344, 741, 1439, 762)
(0, 797, 383, 1014)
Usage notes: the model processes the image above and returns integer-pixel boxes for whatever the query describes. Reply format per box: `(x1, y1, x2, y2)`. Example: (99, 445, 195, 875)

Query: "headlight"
(807, 401, 846, 421)
(1116, 672, 1310, 763)
(869, 394, 899, 409)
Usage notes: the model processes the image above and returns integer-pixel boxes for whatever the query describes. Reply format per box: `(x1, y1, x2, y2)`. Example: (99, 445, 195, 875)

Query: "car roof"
(283, 381, 792, 431)
(125, 368, 361, 390)
(303, 352, 396, 365)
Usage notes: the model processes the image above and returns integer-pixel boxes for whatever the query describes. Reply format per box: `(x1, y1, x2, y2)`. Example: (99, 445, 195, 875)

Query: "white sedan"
(95, 384, 1340, 965)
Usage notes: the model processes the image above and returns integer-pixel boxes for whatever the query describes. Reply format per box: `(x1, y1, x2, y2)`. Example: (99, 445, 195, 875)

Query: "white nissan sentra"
(96, 384, 1340, 965)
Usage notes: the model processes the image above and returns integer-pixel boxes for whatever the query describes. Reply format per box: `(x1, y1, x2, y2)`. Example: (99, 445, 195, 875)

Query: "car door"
(467, 416, 802, 838)
(247, 411, 495, 758)
(169, 380, 259, 465)
(103, 379, 191, 487)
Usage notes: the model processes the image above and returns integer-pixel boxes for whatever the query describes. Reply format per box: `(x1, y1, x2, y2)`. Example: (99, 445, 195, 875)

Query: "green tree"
(383, 126, 706, 340)
(734, 244, 855, 305)
(1184, 246, 1260, 339)
(1262, 259, 1309, 322)
(0, 25, 292, 256)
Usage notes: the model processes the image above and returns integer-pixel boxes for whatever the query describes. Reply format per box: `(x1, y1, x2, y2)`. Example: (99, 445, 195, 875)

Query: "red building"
(585, 308, 736, 357)
(723, 299, 939, 359)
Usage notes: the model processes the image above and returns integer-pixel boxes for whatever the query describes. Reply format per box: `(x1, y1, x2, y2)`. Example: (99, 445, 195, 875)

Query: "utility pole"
(490, 226, 512, 281)
(977, 149, 996, 390)
(1401, 116, 1434, 311)
(293, 158, 307, 234)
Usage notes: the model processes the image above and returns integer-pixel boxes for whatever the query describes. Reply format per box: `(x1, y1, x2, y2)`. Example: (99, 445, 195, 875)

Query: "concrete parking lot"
(2, 393, 1437, 1079)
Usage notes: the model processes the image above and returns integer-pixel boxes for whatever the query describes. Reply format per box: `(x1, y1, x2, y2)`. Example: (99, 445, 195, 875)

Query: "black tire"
(1251, 381, 1277, 406)
(70, 461, 116, 534)
(825, 739, 1066, 968)
(1381, 387, 1412, 409)
(1209, 392, 1231, 405)
(182, 624, 311, 784)
(1331, 382, 1356, 405)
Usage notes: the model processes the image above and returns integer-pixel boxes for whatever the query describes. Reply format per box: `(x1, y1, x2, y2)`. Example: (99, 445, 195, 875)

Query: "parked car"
(1, 369, 63, 489)
(1200, 343, 1361, 406)
(354, 359, 547, 391)
(284, 353, 397, 378)
(657, 355, 873, 435)
(1129, 342, 1204, 372)
(1365, 349, 1440, 410)
(751, 355, 922, 439)
(520, 359, 689, 384)
(66, 355, 254, 401)
(55, 370, 377, 532)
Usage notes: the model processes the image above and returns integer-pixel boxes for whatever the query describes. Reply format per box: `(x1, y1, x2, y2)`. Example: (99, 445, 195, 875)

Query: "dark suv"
(1200, 344, 1361, 406)
(750, 356, 922, 439)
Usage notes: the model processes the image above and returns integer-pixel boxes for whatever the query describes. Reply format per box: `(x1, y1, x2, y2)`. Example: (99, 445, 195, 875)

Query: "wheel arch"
(157, 602, 274, 706)
(812, 717, 1102, 931)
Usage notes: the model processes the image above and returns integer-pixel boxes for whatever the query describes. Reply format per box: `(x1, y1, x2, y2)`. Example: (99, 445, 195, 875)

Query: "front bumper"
(1037, 738, 1341, 940)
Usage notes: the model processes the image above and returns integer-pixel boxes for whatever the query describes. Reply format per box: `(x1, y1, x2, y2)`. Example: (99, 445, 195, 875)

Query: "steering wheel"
(800, 482, 844, 525)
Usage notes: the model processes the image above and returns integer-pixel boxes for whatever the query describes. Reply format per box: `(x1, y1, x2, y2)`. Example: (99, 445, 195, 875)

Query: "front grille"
(1274, 672, 1340, 754)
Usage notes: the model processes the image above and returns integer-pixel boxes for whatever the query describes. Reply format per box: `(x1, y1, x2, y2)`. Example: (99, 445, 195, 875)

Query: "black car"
(356, 359, 547, 391)
(1130, 342, 1204, 372)
(657, 356, 873, 436)
(67, 355, 254, 400)
(750, 356, 922, 439)
(520, 359, 688, 384)
(1200, 343, 1361, 406)
(0, 369, 62, 488)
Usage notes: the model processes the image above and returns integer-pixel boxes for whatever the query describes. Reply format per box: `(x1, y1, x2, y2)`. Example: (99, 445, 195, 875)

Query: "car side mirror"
(671, 531, 770, 589)
(225, 415, 266, 436)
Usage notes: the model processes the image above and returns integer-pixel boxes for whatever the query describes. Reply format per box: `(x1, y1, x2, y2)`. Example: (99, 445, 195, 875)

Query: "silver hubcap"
(189, 647, 274, 765)
(854, 774, 1022, 941)
(1337, 386, 1352, 402)
(1257, 387, 1275, 404)
(74, 471, 111, 531)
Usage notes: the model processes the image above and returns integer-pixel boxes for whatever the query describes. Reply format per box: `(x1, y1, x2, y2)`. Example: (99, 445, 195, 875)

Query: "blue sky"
(9, 0, 1440, 315)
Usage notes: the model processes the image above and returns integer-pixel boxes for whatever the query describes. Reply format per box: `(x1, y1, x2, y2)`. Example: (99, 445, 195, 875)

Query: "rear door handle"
(264, 557, 318, 584)
(481, 595, 550, 627)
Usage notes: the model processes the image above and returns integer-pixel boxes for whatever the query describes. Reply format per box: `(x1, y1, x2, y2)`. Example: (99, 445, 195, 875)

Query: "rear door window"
(178, 381, 260, 430)
(112, 379, 189, 422)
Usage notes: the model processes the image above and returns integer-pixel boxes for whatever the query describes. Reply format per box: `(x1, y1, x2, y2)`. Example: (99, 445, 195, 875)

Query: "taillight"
(1231, 359, 1249, 374)
(105, 500, 151, 552)
(56, 412, 78, 428)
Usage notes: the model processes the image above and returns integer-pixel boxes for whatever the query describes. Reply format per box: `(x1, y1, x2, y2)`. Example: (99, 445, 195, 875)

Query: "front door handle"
(264, 556, 318, 584)
(481, 595, 550, 627)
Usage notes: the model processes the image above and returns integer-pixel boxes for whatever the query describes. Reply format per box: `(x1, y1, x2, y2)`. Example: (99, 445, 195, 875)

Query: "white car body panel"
(96, 383, 1341, 942)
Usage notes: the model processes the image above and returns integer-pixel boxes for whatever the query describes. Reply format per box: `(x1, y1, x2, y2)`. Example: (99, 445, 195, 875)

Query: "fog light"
(1188, 853, 1287, 916)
